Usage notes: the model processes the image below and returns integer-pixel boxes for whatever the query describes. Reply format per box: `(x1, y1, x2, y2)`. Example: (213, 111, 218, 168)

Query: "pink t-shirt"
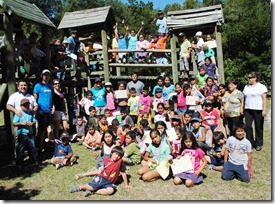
(181, 148, 205, 171)
(201, 109, 220, 126)
(139, 95, 151, 114)
(106, 92, 115, 110)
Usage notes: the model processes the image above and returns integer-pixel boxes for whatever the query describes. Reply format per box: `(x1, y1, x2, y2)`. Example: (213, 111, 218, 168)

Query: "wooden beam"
(101, 29, 109, 82)
(109, 63, 172, 68)
(215, 25, 224, 84)
(170, 34, 179, 83)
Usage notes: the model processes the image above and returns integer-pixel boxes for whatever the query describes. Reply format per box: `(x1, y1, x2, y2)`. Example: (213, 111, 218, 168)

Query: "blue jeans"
(16, 134, 38, 166)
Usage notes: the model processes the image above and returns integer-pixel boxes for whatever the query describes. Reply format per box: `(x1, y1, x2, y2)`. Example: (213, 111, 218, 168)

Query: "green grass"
(0, 99, 272, 200)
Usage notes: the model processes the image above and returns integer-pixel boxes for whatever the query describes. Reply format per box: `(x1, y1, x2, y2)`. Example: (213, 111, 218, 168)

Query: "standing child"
(70, 146, 131, 197)
(91, 77, 106, 116)
(82, 124, 102, 150)
(50, 132, 77, 169)
(78, 90, 94, 122)
(162, 75, 175, 101)
(195, 66, 209, 91)
(152, 88, 166, 114)
(138, 86, 152, 121)
(138, 129, 171, 182)
(13, 98, 39, 170)
(152, 76, 164, 96)
(170, 127, 183, 159)
(122, 130, 141, 165)
(127, 87, 140, 124)
(221, 121, 252, 182)
(173, 131, 207, 187)
(115, 81, 129, 112)
(105, 82, 116, 116)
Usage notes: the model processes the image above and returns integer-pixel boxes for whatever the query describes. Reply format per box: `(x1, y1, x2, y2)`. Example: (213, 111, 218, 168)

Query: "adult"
(243, 72, 267, 151)
(221, 78, 244, 136)
(179, 32, 192, 77)
(126, 72, 144, 96)
(91, 77, 107, 116)
(52, 78, 68, 139)
(192, 31, 205, 67)
(33, 69, 54, 153)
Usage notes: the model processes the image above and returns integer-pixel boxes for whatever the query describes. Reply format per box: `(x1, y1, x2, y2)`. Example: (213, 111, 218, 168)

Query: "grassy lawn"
(0, 99, 271, 200)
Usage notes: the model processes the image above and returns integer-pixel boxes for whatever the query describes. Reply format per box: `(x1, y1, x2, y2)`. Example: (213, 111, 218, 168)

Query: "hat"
(195, 31, 203, 37)
(20, 98, 30, 105)
(105, 82, 112, 86)
(60, 132, 70, 140)
(62, 39, 69, 44)
(70, 29, 77, 34)
(191, 117, 201, 123)
(95, 77, 102, 82)
(171, 115, 181, 120)
(41, 69, 51, 75)
(179, 32, 186, 37)
(204, 100, 213, 106)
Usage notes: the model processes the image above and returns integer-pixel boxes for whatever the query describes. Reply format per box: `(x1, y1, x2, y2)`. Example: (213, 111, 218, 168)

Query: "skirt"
(175, 172, 203, 184)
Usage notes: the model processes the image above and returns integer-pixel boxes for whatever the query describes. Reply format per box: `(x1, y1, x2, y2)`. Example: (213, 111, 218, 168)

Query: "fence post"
(170, 34, 178, 83)
(101, 30, 109, 82)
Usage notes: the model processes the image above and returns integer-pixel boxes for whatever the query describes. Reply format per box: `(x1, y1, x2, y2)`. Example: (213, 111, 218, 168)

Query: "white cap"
(41, 69, 51, 75)
(105, 82, 112, 86)
(195, 31, 203, 37)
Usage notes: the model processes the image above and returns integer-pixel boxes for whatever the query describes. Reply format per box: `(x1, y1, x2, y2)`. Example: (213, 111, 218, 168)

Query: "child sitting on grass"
(122, 130, 141, 165)
(71, 115, 87, 144)
(50, 132, 77, 169)
(70, 146, 131, 197)
(82, 123, 102, 150)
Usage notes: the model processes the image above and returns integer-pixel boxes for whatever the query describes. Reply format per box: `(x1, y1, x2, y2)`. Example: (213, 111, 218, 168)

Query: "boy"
(70, 146, 131, 197)
(120, 108, 134, 127)
(71, 115, 86, 144)
(50, 132, 77, 169)
(127, 87, 140, 124)
(221, 121, 252, 182)
(119, 124, 131, 147)
(13, 98, 39, 170)
(196, 66, 209, 90)
(122, 130, 141, 165)
(88, 106, 99, 131)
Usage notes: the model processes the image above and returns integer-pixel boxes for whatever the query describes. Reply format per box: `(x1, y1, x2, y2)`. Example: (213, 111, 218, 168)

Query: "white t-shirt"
(6, 91, 37, 112)
(196, 38, 205, 63)
(243, 82, 267, 110)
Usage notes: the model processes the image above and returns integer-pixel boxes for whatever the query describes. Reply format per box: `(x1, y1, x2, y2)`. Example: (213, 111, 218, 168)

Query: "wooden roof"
(167, 5, 224, 35)
(58, 6, 115, 32)
(0, 0, 55, 27)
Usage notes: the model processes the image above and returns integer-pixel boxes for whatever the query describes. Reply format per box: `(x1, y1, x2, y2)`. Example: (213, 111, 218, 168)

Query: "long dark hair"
(179, 131, 199, 154)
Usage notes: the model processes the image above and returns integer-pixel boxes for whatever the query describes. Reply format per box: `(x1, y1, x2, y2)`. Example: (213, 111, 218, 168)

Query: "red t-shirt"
(201, 109, 220, 126)
(99, 158, 126, 183)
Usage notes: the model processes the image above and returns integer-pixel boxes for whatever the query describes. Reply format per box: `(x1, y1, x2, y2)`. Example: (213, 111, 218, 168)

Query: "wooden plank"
(215, 26, 224, 84)
(170, 34, 178, 84)
(109, 63, 172, 68)
(108, 49, 172, 53)
(167, 5, 222, 16)
(168, 16, 223, 26)
(168, 10, 223, 20)
(101, 29, 109, 82)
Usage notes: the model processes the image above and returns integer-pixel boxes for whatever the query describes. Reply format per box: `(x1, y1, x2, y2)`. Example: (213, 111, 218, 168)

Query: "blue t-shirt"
(146, 141, 171, 164)
(33, 82, 53, 113)
(13, 111, 36, 135)
(127, 34, 138, 49)
(156, 17, 168, 34)
(67, 36, 79, 53)
(162, 84, 175, 100)
(91, 87, 106, 107)
(118, 38, 127, 49)
(54, 139, 73, 157)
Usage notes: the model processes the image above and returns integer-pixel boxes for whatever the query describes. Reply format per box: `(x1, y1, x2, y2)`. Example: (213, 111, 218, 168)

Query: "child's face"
(125, 135, 133, 144)
(104, 133, 113, 145)
(235, 128, 245, 140)
(111, 152, 121, 162)
(142, 114, 148, 120)
(150, 132, 161, 145)
(175, 84, 182, 93)
(172, 120, 179, 127)
(156, 125, 165, 135)
(217, 138, 225, 145)
(106, 86, 111, 91)
(164, 77, 171, 85)
(88, 128, 95, 134)
(157, 79, 163, 86)
(77, 118, 83, 126)
(61, 137, 69, 145)
(176, 131, 182, 140)
(184, 114, 192, 123)
(130, 90, 136, 97)
(184, 138, 193, 149)
(100, 117, 107, 125)
(184, 87, 191, 95)
(118, 83, 125, 90)
(190, 79, 196, 85)
(199, 69, 206, 75)
(142, 90, 149, 96)
(157, 106, 164, 114)
(206, 79, 214, 86)
(205, 58, 211, 65)
(205, 104, 213, 112)
(192, 121, 200, 129)
(90, 110, 97, 116)
(156, 91, 162, 98)
(21, 103, 30, 111)
(104, 111, 111, 117)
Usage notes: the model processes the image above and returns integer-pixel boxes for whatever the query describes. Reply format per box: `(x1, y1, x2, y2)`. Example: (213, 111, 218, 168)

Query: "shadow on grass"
(0, 182, 40, 200)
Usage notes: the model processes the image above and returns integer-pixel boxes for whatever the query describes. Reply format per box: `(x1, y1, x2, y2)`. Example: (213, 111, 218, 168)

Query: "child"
(182, 110, 193, 133)
(13, 98, 39, 170)
(104, 108, 111, 118)
(137, 112, 153, 129)
(91, 77, 107, 116)
(162, 75, 175, 101)
(152, 88, 166, 114)
(82, 124, 102, 150)
(153, 10, 168, 35)
(50, 132, 77, 169)
(170, 127, 183, 159)
(120, 108, 134, 127)
(154, 103, 169, 123)
(195, 66, 209, 90)
(127, 87, 140, 124)
(203, 77, 219, 102)
(221, 121, 252, 182)
(173, 131, 207, 187)
(155, 121, 172, 151)
(105, 82, 116, 115)
(137, 129, 171, 182)
(152, 76, 164, 96)
(205, 131, 226, 171)
(70, 146, 131, 197)
(200, 100, 221, 133)
(173, 82, 187, 120)
(98, 115, 109, 133)
(71, 115, 87, 144)
(171, 115, 182, 128)
(78, 90, 94, 121)
(119, 124, 131, 147)
(122, 130, 141, 165)
(115, 81, 128, 112)
(138, 86, 151, 117)
(88, 106, 99, 131)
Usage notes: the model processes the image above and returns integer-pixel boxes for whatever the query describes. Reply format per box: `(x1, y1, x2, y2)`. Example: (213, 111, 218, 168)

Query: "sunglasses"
(248, 76, 255, 79)
(54, 83, 60, 85)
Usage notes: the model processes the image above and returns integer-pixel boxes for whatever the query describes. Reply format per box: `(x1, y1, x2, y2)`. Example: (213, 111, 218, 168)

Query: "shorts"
(177, 109, 187, 114)
(88, 176, 116, 191)
(95, 106, 107, 116)
(37, 112, 52, 130)
(210, 155, 224, 166)
(52, 110, 68, 121)
(127, 157, 139, 166)
(156, 57, 168, 64)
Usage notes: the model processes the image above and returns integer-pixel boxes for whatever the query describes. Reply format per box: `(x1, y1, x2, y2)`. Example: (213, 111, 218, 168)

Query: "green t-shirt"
(125, 143, 141, 164)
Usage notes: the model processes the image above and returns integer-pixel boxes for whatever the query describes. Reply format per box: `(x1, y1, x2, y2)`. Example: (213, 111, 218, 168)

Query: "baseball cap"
(60, 132, 70, 140)
(20, 98, 30, 105)
(105, 82, 112, 86)
(191, 117, 201, 123)
(95, 77, 102, 82)
(41, 69, 51, 75)
(179, 32, 186, 37)
(195, 31, 203, 37)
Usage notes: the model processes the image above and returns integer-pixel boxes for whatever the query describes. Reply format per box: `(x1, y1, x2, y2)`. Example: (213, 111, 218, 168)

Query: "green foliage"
(182, 0, 200, 9)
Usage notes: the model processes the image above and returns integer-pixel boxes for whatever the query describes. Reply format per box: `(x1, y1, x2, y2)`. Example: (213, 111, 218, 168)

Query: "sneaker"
(255, 146, 262, 151)
(84, 190, 93, 197)
(71, 134, 78, 141)
(56, 163, 64, 170)
(70, 186, 81, 193)
(206, 164, 216, 170)
(75, 173, 84, 180)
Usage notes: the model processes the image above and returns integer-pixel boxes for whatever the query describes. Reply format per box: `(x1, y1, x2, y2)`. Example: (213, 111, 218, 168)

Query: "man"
(192, 31, 205, 67)
(33, 69, 54, 153)
(179, 32, 192, 78)
(126, 72, 144, 96)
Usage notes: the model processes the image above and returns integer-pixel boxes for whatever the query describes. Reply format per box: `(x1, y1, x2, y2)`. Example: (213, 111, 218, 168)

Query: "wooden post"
(215, 25, 225, 84)
(3, 13, 16, 157)
(101, 30, 109, 82)
(41, 26, 50, 71)
(170, 34, 178, 83)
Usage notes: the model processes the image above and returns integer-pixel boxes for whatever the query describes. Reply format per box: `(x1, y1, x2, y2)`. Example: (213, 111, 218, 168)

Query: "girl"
(137, 129, 171, 182)
(183, 84, 205, 115)
(203, 77, 219, 102)
(170, 127, 183, 159)
(105, 82, 116, 116)
(155, 121, 173, 151)
(196, 66, 209, 90)
(173, 131, 207, 187)
(115, 81, 129, 112)
(152, 76, 164, 96)
(78, 90, 94, 121)
(82, 124, 102, 150)
(201, 57, 218, 79)
(91, 77, 106, 116)
(173, 82, 187, 122)
(152, 88, 166, 114)
(200, 100, 221, 133)
(52, 79, 68, 139)
(154, 103, 169, 123)
(138, 86, 152, 119)
(162, 75, 175, 101)
(137, 112, 152, 129)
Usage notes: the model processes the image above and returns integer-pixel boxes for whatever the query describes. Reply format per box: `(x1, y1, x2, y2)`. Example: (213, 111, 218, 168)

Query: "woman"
(115, 81, 129, 112)
(52, 79, 68, 139)
(221, 78, 244, 136)
(243, 72, 267, 151)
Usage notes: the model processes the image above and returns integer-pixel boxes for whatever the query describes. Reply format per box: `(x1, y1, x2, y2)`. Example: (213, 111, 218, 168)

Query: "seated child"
(71, 115, 87, 143)
(221, 121, 252, 182)
(152, 87, 166, 114)
(82, 124, 102, 150)
(200, 100, 221, 133)
(137, 112, 152, 129)
(98, 115, 109, 133)
(170, 114, 182, 128)
(70, 146, 131, 197)
(50, 132, 77, 169)
(170, 127, 183, 159)
(154, 102, 170, 123)
(205, 131, 226, 171)
(119, 124, 131, 147)
(122, 130, 141, 165)
(182, 110, 193, 133)
(120, 108, 134, 127)
(88, 106, 99, 131)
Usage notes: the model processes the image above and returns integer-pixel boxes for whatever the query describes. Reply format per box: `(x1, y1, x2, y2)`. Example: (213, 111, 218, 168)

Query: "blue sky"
(120, 0, 184, 10)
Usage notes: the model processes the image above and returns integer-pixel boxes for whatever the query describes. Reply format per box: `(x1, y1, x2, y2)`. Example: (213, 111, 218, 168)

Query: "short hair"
(213, 131, 225, 144)
(183, 84, 191, 90)
(87, 123, 95, 129)
(111, 118, 120, 126)
(139, 119, 149, 128)
(120, 108, 128, 114)
(143, 86, 149, 91)
(89, 106, 96, 112)
(199, 66, 206, 70)
(184, 110, 193, 116)
(227, 78, 238, 86)
(131, 72, 138, 76)
(104, 108, 110, 113)
(126, 130, 136, 140)
(233, 121, 246, 134)
(155, 88, 162, 93)
(122, 124, 131, 131)
(110, 145, 124, 158)
(99, 115, 107, 120)
(130, 87, 136, 92)
(77, 115, 83, 120)
(156, 76, 164, 82)
(85, 90, 92, 97)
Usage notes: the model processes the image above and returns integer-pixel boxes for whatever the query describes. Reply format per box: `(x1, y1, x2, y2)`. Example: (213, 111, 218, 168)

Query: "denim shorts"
(88, 176, 116, 191)
(52, 110, 67, 121)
